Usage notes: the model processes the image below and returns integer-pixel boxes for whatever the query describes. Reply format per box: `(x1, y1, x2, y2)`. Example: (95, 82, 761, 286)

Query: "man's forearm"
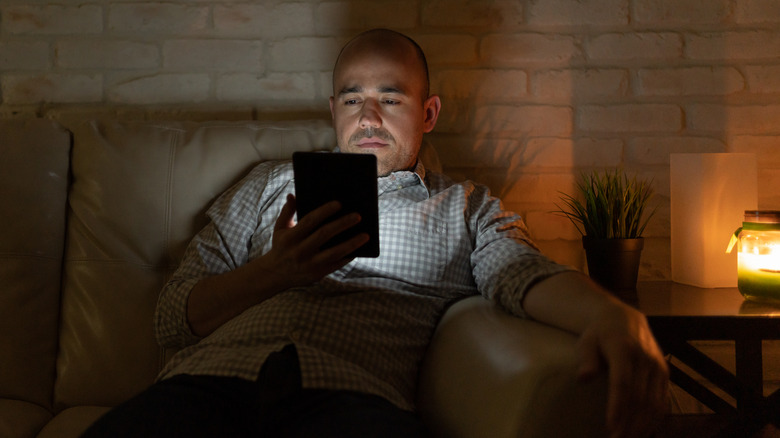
(521, 270, 627, 335)
(187, 256, 289, 337)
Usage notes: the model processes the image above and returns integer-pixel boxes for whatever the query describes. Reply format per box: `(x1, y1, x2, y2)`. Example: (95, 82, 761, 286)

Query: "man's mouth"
(357, 138, 389, 148)
(349, 127, 394, 149)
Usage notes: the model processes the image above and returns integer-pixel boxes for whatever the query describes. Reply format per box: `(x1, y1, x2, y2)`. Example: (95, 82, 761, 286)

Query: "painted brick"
(1, 4, 102, 35)
(214, 3, 316, 38)
(316, 1, 417, 34)
(637, 67, 745, 96)
(142, 106, 256, 122)
(586, 33, 682, 62)
(317, 71, 334, 99)
(533, 239, 584, 270)
(757, 169, 780, 207)
(641, 236, 671, 278)
(533, 69, 628, 101)
(633, 0, 732, 25)
(745, 65, 780, 93)
(519, 137, 623, 168)
(627, 136, 725, 165)
(687, 31, 780, 61)
(646, 170, 670, 200)
(526, 210, 582, 241)
(688, 104, 780, 134)
(164, 40, 264, 72)
(498, 172, 577, 205)
(474, 105, 573, 137)
(108, 73, 210, 104)
(735, 0, 780, 24)
(729, 135, 780, 167)
(108, 4, 209, 35)
(268, 38, 342, 72)
(433, 69, 527, 101)
(2, 73, 102, 104)
(481, 34, 579, 66)
(216, 73, 316, 102)
(527, 0, 628, 26)
(578, 104, 682, 133)
(429, 98, 471, 134)
(431, 134, 521, 168)
(417, 35, 479, 66)
(421, 0, 523, 28)
(56, 41, 159, 70)
(0, 42, 50, 70)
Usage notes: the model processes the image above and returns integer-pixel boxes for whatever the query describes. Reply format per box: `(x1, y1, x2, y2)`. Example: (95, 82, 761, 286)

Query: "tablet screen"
(292, 152, 379, 258)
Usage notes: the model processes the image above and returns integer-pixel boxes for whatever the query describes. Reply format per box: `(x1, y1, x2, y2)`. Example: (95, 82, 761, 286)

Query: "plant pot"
(582, 237, 644, 302)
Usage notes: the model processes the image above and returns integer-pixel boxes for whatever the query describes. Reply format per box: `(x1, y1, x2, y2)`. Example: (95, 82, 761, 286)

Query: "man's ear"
(422, 95, 441, 133)
(329, 96, 335, 119)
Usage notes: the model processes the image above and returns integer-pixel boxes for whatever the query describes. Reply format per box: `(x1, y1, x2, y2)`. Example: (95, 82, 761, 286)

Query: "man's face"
(330, 42, 440, 177)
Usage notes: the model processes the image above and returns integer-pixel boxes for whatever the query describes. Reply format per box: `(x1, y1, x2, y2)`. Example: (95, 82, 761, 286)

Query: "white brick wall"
(3, 6, 780, 407)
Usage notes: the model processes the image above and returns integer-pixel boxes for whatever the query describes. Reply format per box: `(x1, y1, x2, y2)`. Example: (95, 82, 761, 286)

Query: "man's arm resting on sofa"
(522, 271, 669, 438)
(416, 295, 608, 438)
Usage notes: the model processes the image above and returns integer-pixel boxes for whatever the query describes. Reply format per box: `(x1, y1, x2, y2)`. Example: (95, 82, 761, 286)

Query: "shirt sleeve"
(154, 162, 278, 349)
(467, 182, 574, 318)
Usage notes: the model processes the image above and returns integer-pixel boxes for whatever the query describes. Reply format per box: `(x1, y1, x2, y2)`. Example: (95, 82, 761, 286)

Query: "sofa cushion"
(54, 120, 335, 409)
(0, 399, 54, 438)
(36, 406, 111, 438)
(0, 119, 70, 414)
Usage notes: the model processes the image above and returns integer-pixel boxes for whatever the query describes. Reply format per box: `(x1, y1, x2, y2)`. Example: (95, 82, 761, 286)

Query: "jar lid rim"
(744, 210, 780, 223)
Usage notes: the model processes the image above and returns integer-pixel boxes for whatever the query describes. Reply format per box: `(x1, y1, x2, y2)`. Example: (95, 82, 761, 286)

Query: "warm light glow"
(740, 245, 780, 272)
(738, 230, 780, 302)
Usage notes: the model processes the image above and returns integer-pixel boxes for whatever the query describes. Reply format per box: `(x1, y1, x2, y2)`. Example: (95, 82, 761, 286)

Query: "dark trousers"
(81, 345, 428, 438)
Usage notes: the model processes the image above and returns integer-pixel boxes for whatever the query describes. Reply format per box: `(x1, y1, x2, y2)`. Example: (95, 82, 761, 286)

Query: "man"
(84, 29, 667, 437)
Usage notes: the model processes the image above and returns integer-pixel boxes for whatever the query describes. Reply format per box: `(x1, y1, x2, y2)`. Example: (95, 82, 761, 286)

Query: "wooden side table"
(637, 281, 780, 437)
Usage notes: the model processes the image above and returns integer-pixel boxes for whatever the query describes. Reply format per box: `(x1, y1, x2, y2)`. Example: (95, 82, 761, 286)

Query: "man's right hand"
(186, 193, 368, 337)
(265, 193, 368, 287)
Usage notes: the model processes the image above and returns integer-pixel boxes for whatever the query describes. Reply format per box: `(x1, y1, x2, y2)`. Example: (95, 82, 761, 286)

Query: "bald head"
(333, 29, 430, 100)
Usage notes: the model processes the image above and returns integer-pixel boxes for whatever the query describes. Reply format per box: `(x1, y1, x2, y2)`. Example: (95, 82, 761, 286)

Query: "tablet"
(292, 152, 379, 258)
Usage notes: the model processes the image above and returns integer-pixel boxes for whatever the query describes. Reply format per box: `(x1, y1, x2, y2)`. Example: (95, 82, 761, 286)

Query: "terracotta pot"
(582, 237, 644, 301)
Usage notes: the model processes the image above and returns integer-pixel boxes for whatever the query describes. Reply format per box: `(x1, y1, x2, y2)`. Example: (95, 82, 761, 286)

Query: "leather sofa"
(0, 117, 608, 438)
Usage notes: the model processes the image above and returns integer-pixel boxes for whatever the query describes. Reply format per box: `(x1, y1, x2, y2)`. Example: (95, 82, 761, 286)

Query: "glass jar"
(728, 211, 780, 303)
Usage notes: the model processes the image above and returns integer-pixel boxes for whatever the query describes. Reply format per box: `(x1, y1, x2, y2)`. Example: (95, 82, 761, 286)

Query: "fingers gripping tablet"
(292, 152, 379, 258)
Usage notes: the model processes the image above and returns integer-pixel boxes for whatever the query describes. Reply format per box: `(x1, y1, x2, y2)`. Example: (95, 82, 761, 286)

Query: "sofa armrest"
(417, 295, 608, 438)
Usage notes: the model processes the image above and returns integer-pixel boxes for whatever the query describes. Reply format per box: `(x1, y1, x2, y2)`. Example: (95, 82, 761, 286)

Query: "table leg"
(735, 338, 763, 412)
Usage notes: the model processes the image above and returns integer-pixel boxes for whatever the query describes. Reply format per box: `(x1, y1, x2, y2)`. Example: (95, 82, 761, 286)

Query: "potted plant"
(555, 168, 656, 299)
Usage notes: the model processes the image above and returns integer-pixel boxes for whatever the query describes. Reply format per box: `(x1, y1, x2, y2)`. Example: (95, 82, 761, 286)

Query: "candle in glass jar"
(730, 211, 780, 303)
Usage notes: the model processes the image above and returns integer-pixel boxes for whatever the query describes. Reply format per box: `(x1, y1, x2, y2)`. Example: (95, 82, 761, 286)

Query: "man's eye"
(383, 99, 399, 105)
(345, 99, 359, 105)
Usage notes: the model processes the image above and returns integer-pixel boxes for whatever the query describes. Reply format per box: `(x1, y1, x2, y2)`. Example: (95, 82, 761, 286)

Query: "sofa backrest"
(54, 120, 335, 409)
(0, 119, 71, 411)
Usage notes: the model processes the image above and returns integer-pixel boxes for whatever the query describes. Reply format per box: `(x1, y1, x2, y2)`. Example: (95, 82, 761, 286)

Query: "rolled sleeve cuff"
(490, 259, 576, 319)
(155, 277, 204, 349)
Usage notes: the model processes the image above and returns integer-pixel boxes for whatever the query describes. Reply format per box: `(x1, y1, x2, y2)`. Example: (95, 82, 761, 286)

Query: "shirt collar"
(377, 160, 430, 197)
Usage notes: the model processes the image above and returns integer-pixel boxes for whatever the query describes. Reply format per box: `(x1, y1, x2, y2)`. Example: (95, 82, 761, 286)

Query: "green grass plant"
(555, 168, 656, 239)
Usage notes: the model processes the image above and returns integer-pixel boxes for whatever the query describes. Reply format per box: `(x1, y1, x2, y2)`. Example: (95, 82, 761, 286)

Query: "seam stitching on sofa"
(163, 130, 178, 268)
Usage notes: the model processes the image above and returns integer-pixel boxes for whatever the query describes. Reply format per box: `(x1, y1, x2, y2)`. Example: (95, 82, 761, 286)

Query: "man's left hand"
(575, 302, 669, 438)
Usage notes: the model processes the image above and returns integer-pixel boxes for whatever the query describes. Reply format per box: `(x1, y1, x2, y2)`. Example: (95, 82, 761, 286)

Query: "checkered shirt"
(155, 158, 571, 411)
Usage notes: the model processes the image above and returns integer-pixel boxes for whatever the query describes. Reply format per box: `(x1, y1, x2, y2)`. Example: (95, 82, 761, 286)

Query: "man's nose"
(358, 100, 382, 129)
